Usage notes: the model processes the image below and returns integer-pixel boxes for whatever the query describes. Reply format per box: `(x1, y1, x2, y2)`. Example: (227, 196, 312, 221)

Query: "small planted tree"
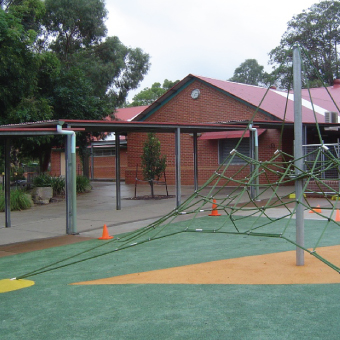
(141, 133, 166, 198)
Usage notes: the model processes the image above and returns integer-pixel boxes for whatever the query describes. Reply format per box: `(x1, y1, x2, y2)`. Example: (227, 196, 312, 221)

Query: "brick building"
(125, 74, 340, 186)
(50, 75, 340, 186)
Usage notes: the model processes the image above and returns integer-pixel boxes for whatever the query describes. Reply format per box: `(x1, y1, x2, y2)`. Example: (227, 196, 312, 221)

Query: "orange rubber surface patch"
(71, 245, 340, 285)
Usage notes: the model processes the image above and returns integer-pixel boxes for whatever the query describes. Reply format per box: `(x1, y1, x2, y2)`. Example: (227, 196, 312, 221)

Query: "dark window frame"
(218, 138, 250, 165)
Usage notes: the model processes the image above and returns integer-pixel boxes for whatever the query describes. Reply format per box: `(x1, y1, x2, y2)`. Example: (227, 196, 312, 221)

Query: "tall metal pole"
(293, 46, 305, 266)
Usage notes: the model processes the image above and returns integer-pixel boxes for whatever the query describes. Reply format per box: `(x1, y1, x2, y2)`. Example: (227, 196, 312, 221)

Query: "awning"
(198, 129, 266, 140)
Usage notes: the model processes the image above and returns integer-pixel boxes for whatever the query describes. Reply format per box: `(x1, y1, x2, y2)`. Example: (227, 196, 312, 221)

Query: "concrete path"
(0, 181, 329, 246)
(0, 182, 193, 245)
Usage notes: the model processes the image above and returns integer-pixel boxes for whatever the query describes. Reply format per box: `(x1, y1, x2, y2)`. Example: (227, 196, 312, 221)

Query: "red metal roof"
(137, 74, 340, 124)
(199, 129, 266, 140)
(113, 106, 148, 121)
(195, 75, 339, 124)
(300, 82, 340, 113)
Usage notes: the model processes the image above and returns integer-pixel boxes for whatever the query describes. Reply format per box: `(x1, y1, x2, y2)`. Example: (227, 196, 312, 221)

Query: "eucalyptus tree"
(0, 0, 150, 172)
(269, 0, 340, 88)
(228, 59, 269, 86)
(128, 79, 179, 106)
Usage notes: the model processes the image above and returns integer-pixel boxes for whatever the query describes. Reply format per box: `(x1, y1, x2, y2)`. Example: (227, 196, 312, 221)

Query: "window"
(93, 148, 115, 157)
(218, 138, 249, 164)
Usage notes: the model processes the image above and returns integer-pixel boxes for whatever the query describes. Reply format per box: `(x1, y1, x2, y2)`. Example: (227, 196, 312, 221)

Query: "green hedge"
(0, 190, 33, 211)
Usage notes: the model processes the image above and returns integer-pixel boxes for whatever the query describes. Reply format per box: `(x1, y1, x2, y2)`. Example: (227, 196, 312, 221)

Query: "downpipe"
(57, 125, 77, 234)
(249, 124, 259, 199)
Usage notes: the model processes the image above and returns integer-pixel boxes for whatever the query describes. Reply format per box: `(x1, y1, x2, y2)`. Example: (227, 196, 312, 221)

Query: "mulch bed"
(125, 195, 175, 200)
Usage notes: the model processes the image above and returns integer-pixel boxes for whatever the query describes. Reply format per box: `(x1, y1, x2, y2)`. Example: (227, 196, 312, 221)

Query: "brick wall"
(306, 180, 340, 194)
(50, 150, 61, 176)
(92, 149, 127, 180)
(50, 149, 91, 178)
(126, 80, 286, 185)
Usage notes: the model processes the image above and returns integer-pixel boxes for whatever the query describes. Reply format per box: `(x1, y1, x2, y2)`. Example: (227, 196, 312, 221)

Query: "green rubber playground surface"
(1, 217, 340, 339)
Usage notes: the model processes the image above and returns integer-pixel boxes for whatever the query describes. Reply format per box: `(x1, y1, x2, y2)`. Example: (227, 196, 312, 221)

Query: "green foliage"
(141, 133, 166, 197)
(33, 173, 52, 187)
(0, 5, 42, 124)
(33, 174, 91, 194)
(128, 79, 179, 106)
(51, 176, 65, 196)
(76, 175, 91, 193)
(269, 0, 340, 88)
(0, 189, 33, 211)
(43, 0, 107, 60)
(52, 67, 106, 120)
(229, 59, 270, 86)
(10, 167, 25, 182)
(1, 0, 150, 172)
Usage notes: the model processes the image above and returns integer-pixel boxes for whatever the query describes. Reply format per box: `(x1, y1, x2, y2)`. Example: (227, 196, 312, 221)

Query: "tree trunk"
(149, 180, 154, 198)
(82, 152, 89, 178)
(39, 149, 51, 173)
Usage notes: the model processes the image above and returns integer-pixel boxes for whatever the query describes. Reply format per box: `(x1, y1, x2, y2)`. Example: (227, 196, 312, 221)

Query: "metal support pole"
(60, 125, 77, 235)
(293, 46, 305, 266)
(193, 132, 198, 191)
(4, 138, 11, 228)
(90, 144, 94, 180)
(254, 141, 259, 198)
(71, 147, 77, 234)
(65, 134, 72, 234)
(115, 132, 121, 210)
(175, 128, 181, 207)
(249, 130, 255, 199)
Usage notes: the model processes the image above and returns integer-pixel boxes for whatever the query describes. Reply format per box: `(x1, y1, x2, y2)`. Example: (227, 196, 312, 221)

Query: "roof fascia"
(137, 78, 196, 121)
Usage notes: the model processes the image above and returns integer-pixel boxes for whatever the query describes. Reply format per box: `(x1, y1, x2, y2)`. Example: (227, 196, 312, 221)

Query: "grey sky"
(105, 0, 320, 100)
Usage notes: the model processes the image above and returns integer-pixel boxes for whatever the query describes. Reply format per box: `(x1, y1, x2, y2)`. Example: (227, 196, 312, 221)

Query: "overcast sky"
(105, 0, 320, 100)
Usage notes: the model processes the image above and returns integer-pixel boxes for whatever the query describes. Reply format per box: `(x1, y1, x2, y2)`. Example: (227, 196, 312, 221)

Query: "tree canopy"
(128, 79, 179, 106)
(269, 0, 340, 88)
(227, 1, 340, 89)
(228, 59, 269, 86)
(0, 0, 150, 171)
(0, 0, 52, 125)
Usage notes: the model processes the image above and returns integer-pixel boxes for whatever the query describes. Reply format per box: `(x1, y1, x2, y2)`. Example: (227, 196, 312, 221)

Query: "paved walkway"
(0, 181, 323, 247)
(0, 182, 195, 246)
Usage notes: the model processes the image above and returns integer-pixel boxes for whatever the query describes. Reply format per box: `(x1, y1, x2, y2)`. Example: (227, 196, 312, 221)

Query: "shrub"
(0, 189, 33, 211)
(33, 173, 52, 187)
(10, 167, 25, 182)
(76, 175, 91, 193)
(51, 176, 65, 196)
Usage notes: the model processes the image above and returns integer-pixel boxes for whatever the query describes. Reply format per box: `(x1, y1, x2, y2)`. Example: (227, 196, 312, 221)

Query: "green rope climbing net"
(15, 46, 340, 279)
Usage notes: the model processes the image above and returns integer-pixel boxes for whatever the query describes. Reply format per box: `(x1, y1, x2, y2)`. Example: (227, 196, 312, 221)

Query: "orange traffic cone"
(309, 205, 322, 213)
(98, 224, 114, 240)
(209, 199, 221, 216)
(335, 209, 340, 222)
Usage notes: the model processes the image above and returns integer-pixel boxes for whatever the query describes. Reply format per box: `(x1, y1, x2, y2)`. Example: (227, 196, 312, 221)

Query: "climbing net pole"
(293, 45, 305, 266)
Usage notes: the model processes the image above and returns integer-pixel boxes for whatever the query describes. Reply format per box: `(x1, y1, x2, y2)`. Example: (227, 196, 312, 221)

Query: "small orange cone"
(335, 209, 340, 222)
(309, 205, 322, 213)
(209, 199, 221, 216)
(98, 224, 114, 240)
